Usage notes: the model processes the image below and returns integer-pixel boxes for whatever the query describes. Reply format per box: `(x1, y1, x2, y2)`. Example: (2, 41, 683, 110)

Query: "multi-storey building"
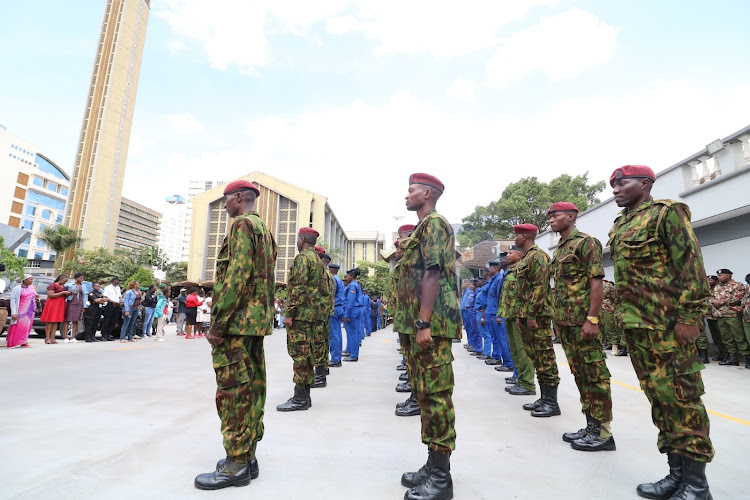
(114, 197, 161, 252)
(346, 231, 385, 270)
(64, 0, 151, 253)
(0, 126, 70, 268)
(181, 180, 226, 262)
(160, 195, 187, 263)
(187, 172, 350, 283)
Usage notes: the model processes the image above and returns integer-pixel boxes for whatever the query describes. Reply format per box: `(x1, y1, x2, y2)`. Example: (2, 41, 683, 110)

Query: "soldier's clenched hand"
(416, 327, 433, 349)
(674, 323, 701, 346)
(206, 324, 224, 347)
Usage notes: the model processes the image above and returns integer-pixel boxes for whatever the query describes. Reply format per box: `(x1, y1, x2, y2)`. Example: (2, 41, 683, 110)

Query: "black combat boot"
(530, 384, 561, 417)
(719, 354, 739, 366)
(276, 385, 311, 412)
(522, 384, 545, 411)
(311, 366, 327, 388)
(194, 458, 251, 490)
(697, 349, 709, 364)
(508, 384, 536, 396)
(616, 346, 629, 356)
(396, 394, 421, 417)
(396, 381, 412, 393)
(563, 413, 593, 443)
(215, 457, 260, 480)
(636, 453, 682, 499)
(399, 372, 409, 381)
(745, 355, 750, 369)
(669, 457, 711, 500)
(570, 418, 616, 451)
(401, 449, 433, 487)
(404, 450, 453, 500)
(711, 351, 725, 361)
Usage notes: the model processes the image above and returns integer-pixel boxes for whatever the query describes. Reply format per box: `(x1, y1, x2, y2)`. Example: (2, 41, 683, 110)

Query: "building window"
(17, 249, 28, 258)
(56, 214, 63, 224)
(34, 155, 67, 180)
(47, 182, 58, 192)
(60, 187, 68, 196)
(49, 254, 56, 262)
(41, 210, 52, 220)
(23, 220, 34, 230)
(26, 206, 36, 216)
(33, 252, 44, 260)
(32, 177, 43, 187)
(24, 236, 31, 244)
(27, 191, 65, 210)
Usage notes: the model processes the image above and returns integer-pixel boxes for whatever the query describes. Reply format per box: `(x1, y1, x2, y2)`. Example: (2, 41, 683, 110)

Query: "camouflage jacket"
(212, 212, 278, 336)
(551, 228, 604, 326)
(712, 280, 745, 318)
(602, 280, 617, 314)
(706, 285, 719, 320)
(391, 262, 405, 332)
(397, 211, 462, 338)
(607, 199, 709, 330)
(515, 245, 554, 320)
(742, 285, 750, 323)
(318, 260, 335, 321)
(498, 262, 521, 319)
(285, 247, 323, 323)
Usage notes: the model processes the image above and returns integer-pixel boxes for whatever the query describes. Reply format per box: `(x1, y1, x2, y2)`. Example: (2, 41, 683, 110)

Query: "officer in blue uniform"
(461, 280, 478, 352)
(328, 263, 345, 367)
(473, 270, 491, 359)
(343, 268, 363, 362)
(361, 289, 372, 339)
(486, 257, 514, 371)
(376, 297, 383, 330)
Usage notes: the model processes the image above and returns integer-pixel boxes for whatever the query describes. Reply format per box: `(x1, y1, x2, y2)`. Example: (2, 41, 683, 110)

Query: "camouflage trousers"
(399, 333, 415, 386)
(705, 319, 723, 353)
(402, 334, 456, 453)
(624, 328, 715, 462)
(211, 335, 266, 461)
(287, 320, 315, 386)
(716, 316, 750, 356)
(601, 311, 624, 348)
(311, 318, 330, 367)
(556, 323, 613, 423)
(519, 318, 560, 387)
(506, 317, 535, 391)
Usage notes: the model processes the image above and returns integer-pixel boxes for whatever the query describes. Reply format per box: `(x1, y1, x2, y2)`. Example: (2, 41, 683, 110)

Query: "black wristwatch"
(416, 319, 431, 330)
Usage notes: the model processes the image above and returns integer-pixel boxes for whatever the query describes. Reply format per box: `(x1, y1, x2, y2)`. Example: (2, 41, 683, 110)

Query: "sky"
(2, 0, 750, 241)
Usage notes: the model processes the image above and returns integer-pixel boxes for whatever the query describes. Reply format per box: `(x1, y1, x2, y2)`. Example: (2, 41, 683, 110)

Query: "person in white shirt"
(101, 277, 123, 341)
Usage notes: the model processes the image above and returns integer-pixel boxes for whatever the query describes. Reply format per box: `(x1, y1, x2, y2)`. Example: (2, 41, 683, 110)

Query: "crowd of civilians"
(3, 274, 217, 347)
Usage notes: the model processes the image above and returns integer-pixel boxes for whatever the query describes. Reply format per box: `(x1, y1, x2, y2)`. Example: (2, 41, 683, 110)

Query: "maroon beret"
(394, 240, 400, 248)
(299, 227, 319, 238)
(314, 245, 326, 254)
(547, 202, 579, 214)
(224, 180, 260, 196)
(409, 173, 444, 192)
(398, 224, 416, 234)
(609, 165, 656, 187)
(513, 223, 538, 235)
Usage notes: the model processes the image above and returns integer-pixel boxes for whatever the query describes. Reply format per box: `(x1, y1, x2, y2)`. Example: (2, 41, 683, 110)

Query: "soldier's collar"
(559, 227, 580, 243)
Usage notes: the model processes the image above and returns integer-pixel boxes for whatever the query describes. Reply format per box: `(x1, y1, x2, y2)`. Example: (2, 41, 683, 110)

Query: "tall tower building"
(64, 0, 150, 254)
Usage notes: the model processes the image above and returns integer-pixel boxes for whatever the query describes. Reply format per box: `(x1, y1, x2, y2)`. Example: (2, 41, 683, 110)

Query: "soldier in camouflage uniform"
(513, 223, 561, 418)
(548, 202, 615, 452)
(498, 245, 536, 393)
(705, 276, 725, 362)
(607, 165, 714, 499)
(601, 280, 626, 355)
(311, 248, 334, 388)
(712, 268, 749, 367)
(398, 173, 461, 500)
(742, 275, 750, 368)
(276, 227, 323, 412)
(195, 180, 277, 490)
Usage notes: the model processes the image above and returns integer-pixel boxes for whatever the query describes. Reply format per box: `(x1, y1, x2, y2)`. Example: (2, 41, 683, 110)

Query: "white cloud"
(446, 78, 477, 100)
(486, 8, 619, 85)
(167, 113, 205, 134)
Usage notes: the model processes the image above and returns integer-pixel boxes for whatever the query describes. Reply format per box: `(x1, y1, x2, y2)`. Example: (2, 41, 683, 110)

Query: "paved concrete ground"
(1, 324, 748, 499)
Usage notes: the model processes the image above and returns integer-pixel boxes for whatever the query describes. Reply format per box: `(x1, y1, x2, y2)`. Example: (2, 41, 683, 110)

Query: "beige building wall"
(115, 197, 161, 251)
(65, 0, 150, 253)
(346, 231, 385, 269)
(187, 172, 351, 284)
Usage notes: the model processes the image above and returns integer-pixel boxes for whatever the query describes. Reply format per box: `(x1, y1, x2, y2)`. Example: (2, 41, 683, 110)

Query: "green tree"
(459, 172, 605, 245)
(164, 261, 188, 283)
(36, 225, 83, 270)
(63, 247, 120, 282)
(111, 248, 141, 281)
(356, 260, 391, 298)
(137, 246, 170, 270)
(0, 236, 29, 280)
(125, 267, 156, 288)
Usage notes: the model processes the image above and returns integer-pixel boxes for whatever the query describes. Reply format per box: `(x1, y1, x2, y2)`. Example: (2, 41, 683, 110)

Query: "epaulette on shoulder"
(653, 199, 691, 220)
(236, 213, 264, 234)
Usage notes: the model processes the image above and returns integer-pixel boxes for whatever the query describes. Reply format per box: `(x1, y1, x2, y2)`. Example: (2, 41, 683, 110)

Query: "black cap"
(488, 259, 501, 267)
(708, 275, 718, 280)
(499, 251, 508, 257)
(320, 253, 331, 261)
(328, 263, 340, 269)
(111, 276, 121, 282)
(509, 245, 523, 252)
(346, 268, 361, 277)
(717, 269, 733, 275)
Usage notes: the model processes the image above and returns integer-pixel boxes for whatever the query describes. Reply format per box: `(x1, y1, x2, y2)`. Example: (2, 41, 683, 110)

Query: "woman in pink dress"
(40, 274, 71, 344)
(7, 275, 38, 348)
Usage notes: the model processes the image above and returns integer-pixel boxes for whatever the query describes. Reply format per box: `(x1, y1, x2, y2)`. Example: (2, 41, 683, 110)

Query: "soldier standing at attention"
(499, 246, 536, 392)
(276, 227, 322, 412)
(194, 180, 277, 490)
(473, 270, 491, 359)
(398, 173, 461, 500)
(607, 165, 713, 499)
(705, 276, 725, 362)
(327, 262, 345, 368)
(548, 202, 615, 452)
(342, 268, 364, 361)
(601, 280, 619, 353)
(713, 268, 748, 367)
(513, 223, 561, 417)
(311, 248, 334, 388)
